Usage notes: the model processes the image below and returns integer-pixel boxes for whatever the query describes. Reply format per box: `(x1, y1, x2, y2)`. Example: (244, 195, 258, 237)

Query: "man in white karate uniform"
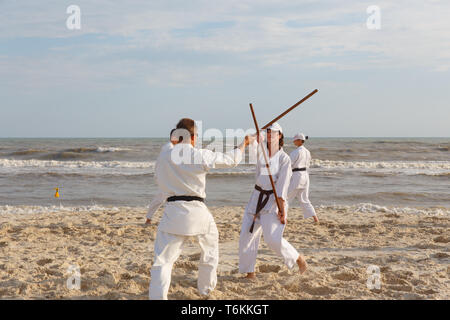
(148, 118, 254, 300)
(287, 133, 319, 223)
(239, 122, 308, 279)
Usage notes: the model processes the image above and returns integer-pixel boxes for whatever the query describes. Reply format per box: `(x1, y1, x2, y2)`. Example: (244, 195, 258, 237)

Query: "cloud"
(1, 0, 449, 91)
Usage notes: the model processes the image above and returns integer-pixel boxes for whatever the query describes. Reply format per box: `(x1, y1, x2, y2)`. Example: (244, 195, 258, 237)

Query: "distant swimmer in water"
(287, 133, 319, 223)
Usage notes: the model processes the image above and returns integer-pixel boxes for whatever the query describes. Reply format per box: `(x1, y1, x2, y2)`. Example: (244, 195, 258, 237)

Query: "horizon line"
(0, 136, 449, 139)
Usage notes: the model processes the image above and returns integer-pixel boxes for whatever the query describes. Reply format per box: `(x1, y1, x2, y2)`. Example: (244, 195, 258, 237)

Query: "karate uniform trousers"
(287, 172, 317, 219)
(239, 207, 300, 273)
(149, 212, 218, 300)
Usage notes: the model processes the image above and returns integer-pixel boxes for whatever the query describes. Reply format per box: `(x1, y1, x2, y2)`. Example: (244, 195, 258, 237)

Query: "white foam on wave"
(0, 159, 154, 169)
(95, 146, 132, 153)
(1, 158, 449, 177)
(312, 159, 450, 170)
(0, 205, 121, 215)
(311, 159, 450, 175)
(317, 203, 450, 216)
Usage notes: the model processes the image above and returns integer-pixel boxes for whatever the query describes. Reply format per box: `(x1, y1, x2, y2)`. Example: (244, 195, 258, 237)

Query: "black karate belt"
(167, 196, 205, 202)
(292, 167, 307, 172)
(249, 185, 274, 233)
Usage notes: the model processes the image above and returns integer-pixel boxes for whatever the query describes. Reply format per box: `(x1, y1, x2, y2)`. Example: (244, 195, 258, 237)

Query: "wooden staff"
(261, 89, 318, 130)
(249, 103, 285, 233)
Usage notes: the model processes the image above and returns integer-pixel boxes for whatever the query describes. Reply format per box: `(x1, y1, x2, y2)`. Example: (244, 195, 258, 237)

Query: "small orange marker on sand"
(54, 188, 60, 198)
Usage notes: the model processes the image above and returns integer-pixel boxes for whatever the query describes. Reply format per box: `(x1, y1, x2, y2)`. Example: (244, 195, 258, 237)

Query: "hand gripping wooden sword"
(249, 103, 285, 233)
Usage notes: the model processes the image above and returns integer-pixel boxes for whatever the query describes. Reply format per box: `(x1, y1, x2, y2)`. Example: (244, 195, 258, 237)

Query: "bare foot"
(297, 256, 308, 274)
(245, 272, 256, 279)
(313, 216, 319, 223)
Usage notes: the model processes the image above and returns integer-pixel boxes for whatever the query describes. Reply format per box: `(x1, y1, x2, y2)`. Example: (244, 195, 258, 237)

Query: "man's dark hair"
(175, 118, 197, 142)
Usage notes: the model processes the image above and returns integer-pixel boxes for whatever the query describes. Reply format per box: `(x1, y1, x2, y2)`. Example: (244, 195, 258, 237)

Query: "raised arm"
(201, 135, 255, 170)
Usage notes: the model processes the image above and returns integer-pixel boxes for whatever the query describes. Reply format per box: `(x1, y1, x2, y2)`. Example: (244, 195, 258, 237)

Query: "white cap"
(293, 133, 307, 141)
(266, 122, 283, 134)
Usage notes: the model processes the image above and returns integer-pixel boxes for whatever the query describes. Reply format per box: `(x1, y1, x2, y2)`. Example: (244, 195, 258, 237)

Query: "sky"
(0, 0, 449, 138)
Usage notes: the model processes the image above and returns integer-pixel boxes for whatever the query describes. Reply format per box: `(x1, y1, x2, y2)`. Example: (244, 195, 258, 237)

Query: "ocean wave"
(96, 147, 132, 153)
(0, 205, 121, 215)
(4, 171, 155, 178)
(5, 146, 132, 158)
(0, 159, 154, 169)
(1, 158, 449, 177)
(316, 203, 450, 216)
(9, 149, 46, 156)
(35, 147, 132, 160)
(37, 152, 90, 160)
(311, 159, 450, 175)
(63, 147, 132, 153)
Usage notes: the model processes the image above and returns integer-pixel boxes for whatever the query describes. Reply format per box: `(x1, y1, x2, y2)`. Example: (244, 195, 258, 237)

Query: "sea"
(0, 138, 449, 215)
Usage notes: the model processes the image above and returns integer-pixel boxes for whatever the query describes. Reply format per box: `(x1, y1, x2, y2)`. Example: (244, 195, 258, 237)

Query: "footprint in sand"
(120, 273, 133, 280)
(258, 264, 281, 273)
(36, 258, 53, 266)
(384, 213, 400, 218)
(174, 260, 197, 270)
(303, 285, 337, 296)
(413, 243, 441, 249)
(95, 270, 118, 287)
(433, 236, 449, 243)
(44, 268, 63, 277)
(384, 273, 411, 286)
(432, 252, 449, 259)
(7, 227, 23, 234)
(337, 256, 356, 264)
(333, 271, 360, 281)
(387, 284, 413, 292)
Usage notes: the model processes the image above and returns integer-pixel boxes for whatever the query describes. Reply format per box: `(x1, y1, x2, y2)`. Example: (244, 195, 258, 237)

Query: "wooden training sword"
(261, 89, 318, 130)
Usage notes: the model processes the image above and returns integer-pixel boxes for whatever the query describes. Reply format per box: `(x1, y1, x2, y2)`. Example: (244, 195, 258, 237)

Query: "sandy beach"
(0, 206, 449, 300)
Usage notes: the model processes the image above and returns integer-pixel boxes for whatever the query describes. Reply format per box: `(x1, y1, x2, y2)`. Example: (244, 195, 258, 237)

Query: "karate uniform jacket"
(155, 143, 242, 236)
(245, 145, 292, 216)
(289, 146, 312, 190)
